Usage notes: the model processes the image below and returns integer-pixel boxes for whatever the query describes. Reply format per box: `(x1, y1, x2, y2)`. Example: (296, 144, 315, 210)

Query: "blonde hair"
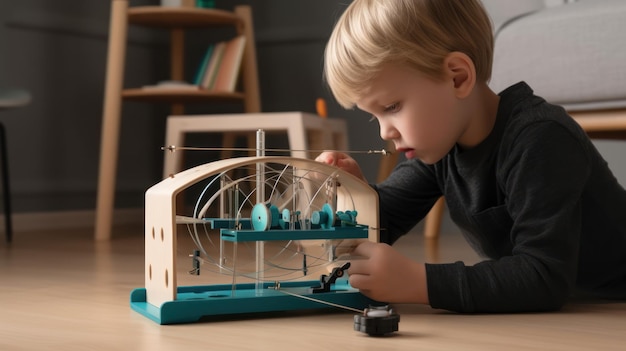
(325, 0, 494, 108)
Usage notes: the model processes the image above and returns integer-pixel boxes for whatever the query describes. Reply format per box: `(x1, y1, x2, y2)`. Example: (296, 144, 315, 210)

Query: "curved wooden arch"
(144, 156, 379, 307)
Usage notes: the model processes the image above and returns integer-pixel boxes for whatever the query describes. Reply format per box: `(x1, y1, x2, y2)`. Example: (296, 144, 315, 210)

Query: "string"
(271, 286, 364, 314)
(162, 145, 392, 156)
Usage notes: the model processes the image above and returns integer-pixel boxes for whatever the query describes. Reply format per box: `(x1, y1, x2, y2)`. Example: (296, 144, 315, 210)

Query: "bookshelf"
(96, 1, 261, 240)
(123, 5, 260, 111)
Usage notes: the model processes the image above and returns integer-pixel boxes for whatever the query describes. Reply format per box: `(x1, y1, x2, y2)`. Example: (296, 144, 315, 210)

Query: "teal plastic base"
(130, 279, 373, 325)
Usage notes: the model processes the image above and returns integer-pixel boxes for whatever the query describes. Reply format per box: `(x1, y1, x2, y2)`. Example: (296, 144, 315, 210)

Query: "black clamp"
(189, 250, 200, 275)
(310, 262, 351, 293)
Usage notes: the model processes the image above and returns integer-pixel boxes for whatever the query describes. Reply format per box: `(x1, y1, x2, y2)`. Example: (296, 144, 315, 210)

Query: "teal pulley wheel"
(311, 203, 335, 229)
(269, 205, 280, 228)
(282, 208, 291, 222)
(251, 203, 271, 231)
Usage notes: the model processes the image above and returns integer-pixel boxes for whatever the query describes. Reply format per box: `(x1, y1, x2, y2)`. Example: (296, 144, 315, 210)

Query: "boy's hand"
(348, 241, 429, 304)
(315, 151, 366, 182)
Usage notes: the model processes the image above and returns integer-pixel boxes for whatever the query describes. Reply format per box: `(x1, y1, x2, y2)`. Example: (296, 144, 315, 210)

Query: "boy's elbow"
(539, 293, 568, 312)
(534, 279, 572, 312)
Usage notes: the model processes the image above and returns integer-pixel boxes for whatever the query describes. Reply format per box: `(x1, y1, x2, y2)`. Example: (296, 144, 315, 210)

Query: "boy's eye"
(384, 103, 400, 113)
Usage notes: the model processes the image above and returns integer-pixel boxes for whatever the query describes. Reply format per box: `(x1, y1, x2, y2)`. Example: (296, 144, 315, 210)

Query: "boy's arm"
(318, 150, 443, 244)
(427, 121, 591, 312)
(373, 160, 443, 244)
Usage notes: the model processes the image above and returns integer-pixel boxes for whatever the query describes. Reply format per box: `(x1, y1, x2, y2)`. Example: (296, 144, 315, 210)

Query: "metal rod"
(162, 145, 392, 156)
(255, 129, 265, 293)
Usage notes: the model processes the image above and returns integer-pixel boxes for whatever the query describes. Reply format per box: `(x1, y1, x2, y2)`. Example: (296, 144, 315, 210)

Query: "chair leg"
(0, 122, 12, 243)
(424, 197, 445, 239)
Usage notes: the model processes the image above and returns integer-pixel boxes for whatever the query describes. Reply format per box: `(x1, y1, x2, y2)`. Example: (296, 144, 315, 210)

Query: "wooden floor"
(1, 222, 625, 351)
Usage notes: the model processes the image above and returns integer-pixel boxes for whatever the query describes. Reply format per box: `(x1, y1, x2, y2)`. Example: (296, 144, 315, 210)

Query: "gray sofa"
(489, 0, 626, 117)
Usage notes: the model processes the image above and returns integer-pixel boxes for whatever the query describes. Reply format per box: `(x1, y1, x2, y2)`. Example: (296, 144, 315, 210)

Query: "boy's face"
(356, 64, 472, 164)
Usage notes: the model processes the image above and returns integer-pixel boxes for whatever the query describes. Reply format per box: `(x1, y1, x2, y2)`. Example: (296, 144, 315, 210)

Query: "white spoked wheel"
(171, 157, 370, 286)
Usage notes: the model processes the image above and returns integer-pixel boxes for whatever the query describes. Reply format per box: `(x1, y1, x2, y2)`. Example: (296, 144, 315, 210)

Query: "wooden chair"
(163, 111, 349, 177)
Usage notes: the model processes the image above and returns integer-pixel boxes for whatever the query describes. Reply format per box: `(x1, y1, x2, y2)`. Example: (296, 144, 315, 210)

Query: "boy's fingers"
(349, 268, 378, 293)
(351, 240, 376, 257)
(347, 258, 368, 275)
(348, 273, 369, 290)
(315, 155, 329, 164)
(332, 239, 363, 257)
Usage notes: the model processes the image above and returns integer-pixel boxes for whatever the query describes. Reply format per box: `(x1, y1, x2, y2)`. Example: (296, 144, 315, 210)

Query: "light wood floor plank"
(1, 224, 625, 350)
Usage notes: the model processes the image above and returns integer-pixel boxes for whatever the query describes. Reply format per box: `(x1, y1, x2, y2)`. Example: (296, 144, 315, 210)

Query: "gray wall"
(0, 0, 382, 215)
(1, 1, 624, 216)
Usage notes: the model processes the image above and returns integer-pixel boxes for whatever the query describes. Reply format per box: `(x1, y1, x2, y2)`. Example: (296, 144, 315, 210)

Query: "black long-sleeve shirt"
(373, 82, 626, 313)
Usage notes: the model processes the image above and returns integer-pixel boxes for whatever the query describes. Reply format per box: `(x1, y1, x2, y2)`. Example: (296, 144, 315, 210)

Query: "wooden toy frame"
(130, 156, 380, 324)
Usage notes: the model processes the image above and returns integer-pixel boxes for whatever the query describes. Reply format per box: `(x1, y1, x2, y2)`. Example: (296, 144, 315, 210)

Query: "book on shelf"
(192, 44, 214, 85)
(200, 41, 226, 89)
(160, 0, 195, 7)
(195, 0, 216, 8)
(167, 35, 245, 92)
(212, 35, 246, 92)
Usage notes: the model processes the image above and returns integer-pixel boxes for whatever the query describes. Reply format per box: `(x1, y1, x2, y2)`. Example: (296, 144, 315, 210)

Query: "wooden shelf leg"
(235, 5, 261, 113)
(170, 28, 185, 115)
(95, 0, 129, 241)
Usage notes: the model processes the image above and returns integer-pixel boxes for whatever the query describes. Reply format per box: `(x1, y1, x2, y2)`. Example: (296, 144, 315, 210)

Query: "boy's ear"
(443, 52, 476, 99)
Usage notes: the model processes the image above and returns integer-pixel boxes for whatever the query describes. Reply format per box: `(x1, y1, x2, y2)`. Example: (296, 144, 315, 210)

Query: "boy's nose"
(379, 121, 399, 141)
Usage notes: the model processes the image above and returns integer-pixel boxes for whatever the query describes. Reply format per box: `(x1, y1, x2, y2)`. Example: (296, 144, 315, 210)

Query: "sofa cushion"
(481, 0, 547, 32)
(489, 0, 626, 111)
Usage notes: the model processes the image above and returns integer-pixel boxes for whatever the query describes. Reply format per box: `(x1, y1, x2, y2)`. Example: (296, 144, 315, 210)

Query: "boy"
(317, 0, 626, 312)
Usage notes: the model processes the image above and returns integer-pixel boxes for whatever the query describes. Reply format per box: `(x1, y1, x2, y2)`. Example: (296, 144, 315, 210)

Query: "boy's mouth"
(396, 148, 416, 159)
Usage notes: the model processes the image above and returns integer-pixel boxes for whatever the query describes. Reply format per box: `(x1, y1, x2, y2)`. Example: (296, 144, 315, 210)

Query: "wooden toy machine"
(130, 134, 385, 326)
